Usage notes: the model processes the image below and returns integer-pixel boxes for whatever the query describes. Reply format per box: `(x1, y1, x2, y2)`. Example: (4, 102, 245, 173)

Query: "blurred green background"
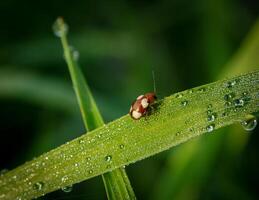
(0, 0, 259, 199)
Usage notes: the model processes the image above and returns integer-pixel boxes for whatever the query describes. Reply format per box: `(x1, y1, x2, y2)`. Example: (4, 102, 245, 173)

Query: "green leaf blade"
(56, 18, 136, 200)
(0, 70, 258, 200)
(60, 35, 104, 130)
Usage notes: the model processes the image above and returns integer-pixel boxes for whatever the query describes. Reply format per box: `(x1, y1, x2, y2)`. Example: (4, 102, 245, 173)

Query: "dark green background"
(0, 0, 258, 199)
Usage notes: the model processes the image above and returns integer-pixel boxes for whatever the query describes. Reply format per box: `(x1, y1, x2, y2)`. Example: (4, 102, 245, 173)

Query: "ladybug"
(129, 92, 157, 120)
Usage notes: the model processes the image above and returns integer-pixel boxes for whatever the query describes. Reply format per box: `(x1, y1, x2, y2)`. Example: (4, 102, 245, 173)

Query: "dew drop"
(207, 114, 216, 122)
(61, 175, 69, 183)
(79, 139, 84, 144)
(62, 185, 73, 193)
(176, 94, 183, 98)
(72, 50, 80, 61)
(12, 175, 17, 180)
(222, 112, 227, 117)
(234, 99, 244, 107)
(119, 144, 125, 149)
(52, 17, 69, 37)
(33, 182, 44, 191)
(105, 155, 112, 162)
(181, 100, 188, 107)
(198, 87, 206, 92)
(240, 116, 257, 131)
(69, 46, 80, 61)
(207, 110, 212, 115)
(226, 80, 237, 88)
(224, 93, 235, 101)
(206, 124, 215, 133)
(242, 92, 251, 103)
(88, 169, 93, 174)
(242, 91, 248, 96)
(224, 101, 232, 107)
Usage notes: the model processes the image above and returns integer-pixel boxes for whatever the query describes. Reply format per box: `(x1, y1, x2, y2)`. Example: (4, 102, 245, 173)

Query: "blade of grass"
(0, 70, 258, 200)
(54, 17, 136, 200)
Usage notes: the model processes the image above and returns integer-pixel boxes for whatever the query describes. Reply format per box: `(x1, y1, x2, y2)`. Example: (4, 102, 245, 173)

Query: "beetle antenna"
(152, 70, 156, 93)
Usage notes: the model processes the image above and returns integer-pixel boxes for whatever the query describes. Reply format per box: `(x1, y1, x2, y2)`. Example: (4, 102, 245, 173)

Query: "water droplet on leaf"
(207, 114, 216, 122)
(198, 87, 206, 92)
(181, 100, 188, 106)
(242, 92, 251, 103)
(206, 124, 215, 133)
(52, 17, 68, 37)
(72, 50, 79, 61)
(240, 116, 257, 131)
(62, 185, 73, 193)
(207, 110, 212, 115)
(222, 112, 227, 117)
(61, 175, 69, 183)
(226, 80, 237, 88)
(234, 99, 244, 107)
(176, 94, 183, 98)
(33, 182, 44, 191)
(224, 93, 235, 101)
(224, 101, 232, 107)
(105, 155, 112, 162)
(79, 139, 84, 144)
